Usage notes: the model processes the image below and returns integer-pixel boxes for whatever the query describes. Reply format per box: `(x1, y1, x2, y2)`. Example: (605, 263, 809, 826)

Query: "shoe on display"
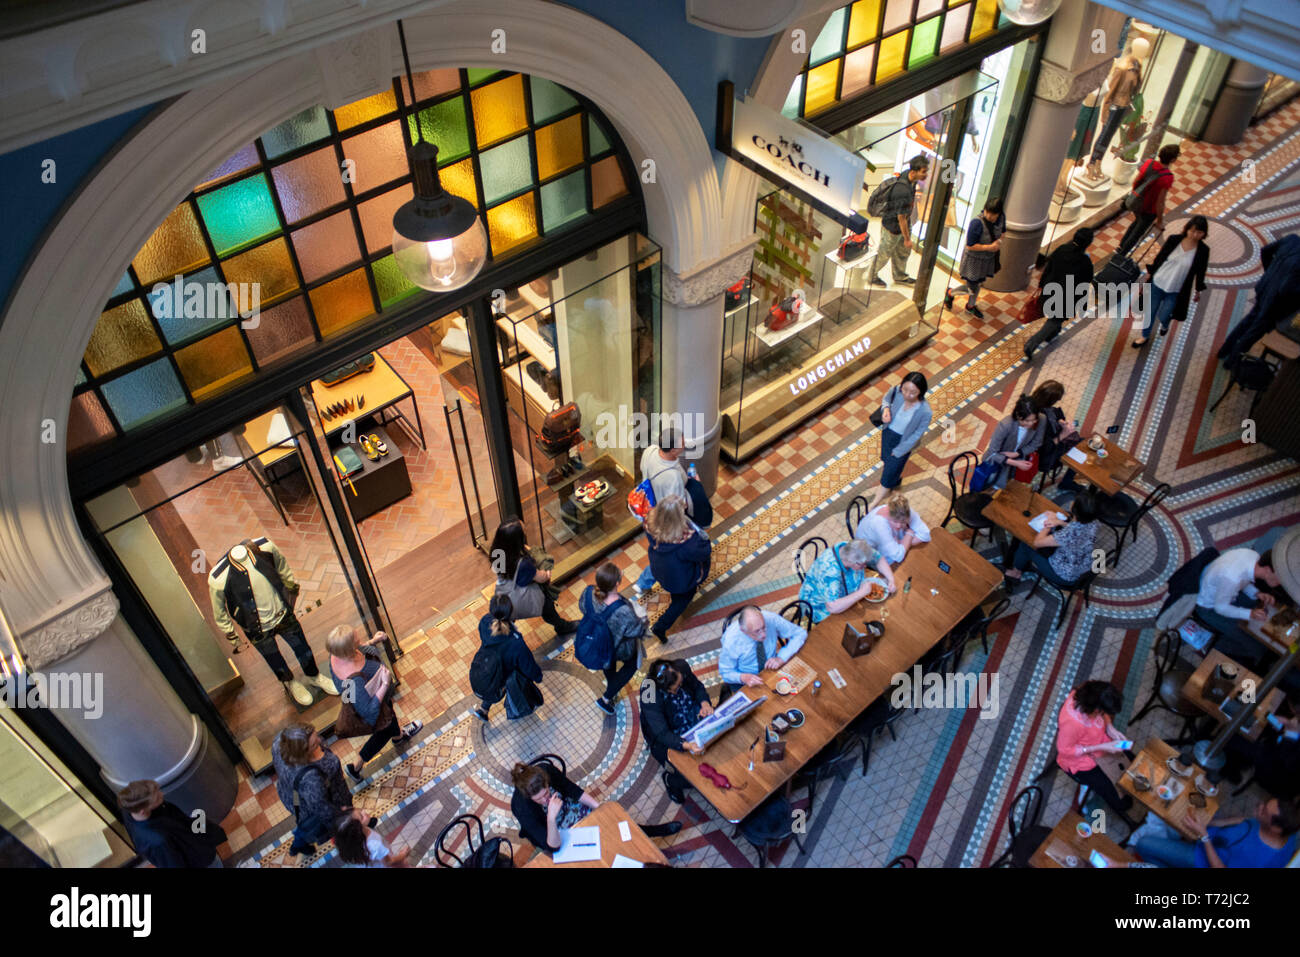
(367, 433, 389, 456)
(285, 679, 313, 707)
(309, 673, 339, 696)
(212, 455, 243, 472)
(360, 435, 379, 461)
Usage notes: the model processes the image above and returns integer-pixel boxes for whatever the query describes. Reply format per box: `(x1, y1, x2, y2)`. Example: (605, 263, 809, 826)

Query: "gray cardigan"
(882, 387, 934, 458)
(983, 415, 1047, 488)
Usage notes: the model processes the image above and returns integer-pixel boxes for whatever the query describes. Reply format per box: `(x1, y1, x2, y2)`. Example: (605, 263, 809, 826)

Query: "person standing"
(1024, 227, 1095, 361)
(117, 780, 226, 868)
(577, 562, 646, 715)
(953, 197, 1005, 319)
(489, 518, 577, 638)
(1133, 215, 1210, 347)
(1115, 143, 1180, 259)
(868, 154, 930, 288)
(327, 626, 421, 782)
(633, 429, 691, 599)
(868, 371, 933, 509)
(645, 497, 712, 644)
(1217, 233, 1300, 365)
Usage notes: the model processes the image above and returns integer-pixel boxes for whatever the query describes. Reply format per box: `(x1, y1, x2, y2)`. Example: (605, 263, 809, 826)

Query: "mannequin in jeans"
(1084, 39, 1148, 181)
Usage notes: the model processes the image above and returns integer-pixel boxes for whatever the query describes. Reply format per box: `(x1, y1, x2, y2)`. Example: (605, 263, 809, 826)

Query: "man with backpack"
(866, 154, 930, 288)
(1115, 143, 1179, 259)
(470, 595, 543, 722)
(575, 563, 646, 715)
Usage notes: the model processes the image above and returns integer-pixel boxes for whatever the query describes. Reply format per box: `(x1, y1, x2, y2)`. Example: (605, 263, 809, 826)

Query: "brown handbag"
(333, 666, 397, 738)
(539, 401, 581, 455)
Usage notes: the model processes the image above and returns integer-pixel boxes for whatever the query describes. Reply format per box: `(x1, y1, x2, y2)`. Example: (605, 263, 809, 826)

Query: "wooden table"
(980, 480, 1067, 557)
(310, 353, 425, 449)
(1239, 603, 1298, 657)
(1119, 738, 1219, 840)
(1062, 436, 1143, 496)
(522, 802, 669, 868)
(1184, 650, 1285, 742)
(669, 528, 1000, 822)
(233, 407, 303, 525)
(1030, 809, 1136, 868)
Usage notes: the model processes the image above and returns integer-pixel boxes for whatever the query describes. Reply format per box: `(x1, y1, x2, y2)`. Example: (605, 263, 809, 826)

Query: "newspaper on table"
(683, 690, 766, 749)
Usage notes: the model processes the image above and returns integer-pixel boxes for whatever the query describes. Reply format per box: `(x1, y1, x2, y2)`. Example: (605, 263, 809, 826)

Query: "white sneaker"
(309, 673, 338, 696)
(284, 679, 313, 707)
(630, 601, 649, 620)
(212, 455, 243, 471)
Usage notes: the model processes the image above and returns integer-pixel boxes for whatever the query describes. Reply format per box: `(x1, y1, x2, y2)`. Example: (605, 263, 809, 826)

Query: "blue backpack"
(574, 589, 623, 671)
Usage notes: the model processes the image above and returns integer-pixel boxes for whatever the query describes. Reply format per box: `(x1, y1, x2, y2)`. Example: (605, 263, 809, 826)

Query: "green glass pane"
(540, 170, 587, 232)
(111, 272, 133, 297)
(587, 114, 611, 156)
(479, 135, 532, 205)
(76, 367, 86, 385)
(530, 76, 579, 123)
(407, 97, 470, 164)
(260, 106, 332, 159)
(467, 68, 502, 86)
(100, 359, 188, 430)
(782, 77, 803, 118)
(909, 17, 941, 67)
(147, 266, 236, 345)
(196, 174, 281, 257)
(370, 254, 421, 308)
(810, 8, 846, 64)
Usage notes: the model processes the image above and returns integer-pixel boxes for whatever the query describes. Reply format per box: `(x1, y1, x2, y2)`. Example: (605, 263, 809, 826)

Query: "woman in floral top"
(1003, 488, 1100, 589)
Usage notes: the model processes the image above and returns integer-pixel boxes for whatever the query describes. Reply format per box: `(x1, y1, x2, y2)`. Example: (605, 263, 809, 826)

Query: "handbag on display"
(767, 295, 803, 332)
(1018, 291, 1044, 324)
(538, 401, 581, 456)
(724, 277, 751, 311)
(838, 231, 870, 262)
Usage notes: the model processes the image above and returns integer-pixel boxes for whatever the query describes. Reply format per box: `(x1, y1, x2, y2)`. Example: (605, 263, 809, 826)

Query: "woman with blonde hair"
(645, 496, 711, 644)
(327, 625, 421, 782)
(854, 492, 931, 573)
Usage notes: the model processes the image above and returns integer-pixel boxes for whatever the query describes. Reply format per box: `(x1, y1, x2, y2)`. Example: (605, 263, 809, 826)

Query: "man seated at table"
(1134, 797, 1300, 868)
(798, 540, 894, 624)
(855, 493, 931, 566)
(717, 605, 808, 700)
(639, 658, 712, 804)
(1195, 548, 1281, 668)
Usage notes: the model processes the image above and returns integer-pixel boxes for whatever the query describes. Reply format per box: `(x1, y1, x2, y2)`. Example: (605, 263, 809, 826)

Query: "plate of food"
(862, 577, 889, 603)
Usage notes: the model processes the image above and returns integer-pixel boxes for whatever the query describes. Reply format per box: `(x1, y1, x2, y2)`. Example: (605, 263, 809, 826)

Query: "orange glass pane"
(132, 203, 209, 286)
(341, 121, 408, 195)
(591, 155, 628, 208)
(439, 157, 480, 207)
(412, 68, 460, 102)
(84, 299, 162, 376)
(272, 147, 347, 223)
(471, 74, 527, 148)
(174, 326, 253, 401)
(357, 184, 414, 254)
(221, 237, 299, 306)
(842, 46, 876, 99)
(332, 88, 397, 130)
(309, 268, 375, 336)
(876, 31, 908, 82)
(971, 0, 998, 38)
(290, 211, 362, 283)
(848, 0, 881, 47)
(486, 193, 538, 257)
(534, 114, 583, 180)
(67, 390, 116, 453)
(804, 60, 841, 116)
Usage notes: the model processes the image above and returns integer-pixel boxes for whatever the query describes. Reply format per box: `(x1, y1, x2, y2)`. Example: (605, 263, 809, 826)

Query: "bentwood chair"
(1209, 354, 1277, 416)
(793, 536, 828, 582)
(526, 753, 567, 778)
(791, 733, 860, 817)
(1096, 482, 1171, 568)
(1129, 628, 1201, 744)
(990, 785, 1049, 868)
(886, 854, 918, 868)
(434, 813, 516, 868)
(779, 599, 814, 631)
(951, 596, 1010, 664)
(734, 794, 807, 868)
(942, 451, 995, 548)
(848, 696, 906, 777)
(845, 494, 870, 537)
(1026, 567, 1098, 630)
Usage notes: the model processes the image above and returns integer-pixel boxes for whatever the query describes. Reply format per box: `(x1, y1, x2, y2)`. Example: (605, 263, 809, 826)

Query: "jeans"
(635, 563, 657, 592)
(1136, 834, 1200, 868)
(1141, 283, 1178, 337)
(1117, 212, 1156, 258)
(653, 589, 697, 641)
(1012, 541, 1066, 584)
(602, 656, 639, 702)
(1195, 595, 1266, 668)
(868, 228, 910, 282)
(357, 715, 401, 764)
(250, 614, 319, 683)
(1090, 105, 1127, 163)
(1024, 318, 1064, 358)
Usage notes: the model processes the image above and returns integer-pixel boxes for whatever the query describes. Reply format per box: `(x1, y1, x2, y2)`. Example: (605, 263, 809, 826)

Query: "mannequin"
(1085, 37, 1150, 180)
(207, 538, 338, 707)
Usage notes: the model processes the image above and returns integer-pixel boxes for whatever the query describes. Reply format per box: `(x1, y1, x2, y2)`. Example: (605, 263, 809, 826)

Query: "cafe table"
(980, 479, 1067, 561)
(668, 527, 1001, 823)
(1183, 650, 1285, 743)
(1030, 809, 1136, 868)
(1239, 602, 1300, 658)
(522, 802, 669, 868)
(1062, 436, 1144, 496)
(1119, 738, 1219, 840)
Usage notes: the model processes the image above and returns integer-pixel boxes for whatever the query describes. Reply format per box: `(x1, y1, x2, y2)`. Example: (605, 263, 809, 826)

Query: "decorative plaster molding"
(22, 588, 119, 671)
(1034, 58, 1114, 106)
(663, 239, 757, 306)
(313, 25, 394, 112)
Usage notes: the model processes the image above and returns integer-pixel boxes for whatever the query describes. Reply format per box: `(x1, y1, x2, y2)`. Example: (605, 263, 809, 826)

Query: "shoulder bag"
(1123, 161, 1163, 212)
(869, 386, 898, 428)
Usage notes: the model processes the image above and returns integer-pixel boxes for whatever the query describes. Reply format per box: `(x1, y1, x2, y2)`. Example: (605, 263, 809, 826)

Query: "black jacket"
(1040, 242, 1094, 319)
(123, 802, 226, 868)
(477, 615, 543, 684)
(511, 764, 584, 853)
(639, 659, 711, 765)
(1146, 235, 1209, 324)
(647, 531, 712, 594)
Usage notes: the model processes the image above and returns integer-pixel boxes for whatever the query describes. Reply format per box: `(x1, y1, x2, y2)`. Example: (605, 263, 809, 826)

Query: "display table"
(751, 304, 822, 348)
(310, 353, 425, 450)
(332, 426, 411, 522)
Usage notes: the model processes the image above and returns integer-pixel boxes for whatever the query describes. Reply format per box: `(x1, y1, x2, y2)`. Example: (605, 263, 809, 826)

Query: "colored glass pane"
(332, 88, 396, 130)
(147, 265, 238, 344)
(408, 97, 470, 164)
(588, 114, 612, 155)
(341, 122, 408, 195)
(471, 74, 527, 148)
(909, 17, 940, 67)
(590, 155, 628, 207)
(804, 60, 840, 116)
(131, 203, 209, 286)
(883, 0, 912, 33)
(540, 169, 587, 232)
(810, 8, 846, 64)
(174, 326, 253, 401)
(918, 0, 945, 16)
(76, 366, 86, 385)
(949, 0, 967, 7)
(941, 4, 971, 50)
(197, 174, 280, 257)
(848, 0, 881, 46)
(197, 143, 259, 190)
(100, 359, 188, 429)
(370, 254, 420, 308)
(222, 237, 299, 306)
(271, 147, 347, 223)
(291, 212, 361, 283)
(480, 135, 532, 204)
(876, 31, 908, 81)
(357, 184, 413, 254)
(530, 76, 580, 123)
(309, 268, 375, 336)
(244, 295, 316, 366)
(412, 68, 460, 102)
(438, 157, 479, 207)
(971, 0, 998, 38)
(467, 68, 502, 86)
(486, 193, 538, 256)
(84, 299, 162, 376)
(535, 114, 583, 180)
(782, 76, 804, 118)
(261, 106, 331, 159)
(111, 271, 134, 298)
(842, 46, 876, 99)
(67, 390, 116, 453)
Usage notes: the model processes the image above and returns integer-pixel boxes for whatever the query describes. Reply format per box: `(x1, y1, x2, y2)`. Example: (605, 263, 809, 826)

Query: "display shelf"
(824, 249, 872, 271)
(501, 359, 556, 431)
(496, 315, 556, 371)
(725, 295, 759, 318)
(751, 305, 822, 348)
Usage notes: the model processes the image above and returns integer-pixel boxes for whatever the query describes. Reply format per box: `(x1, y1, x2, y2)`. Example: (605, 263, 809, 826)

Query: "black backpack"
(574, 589, 622, 670)
(469, 642, 506, 702)
(866, 176, 907, 218)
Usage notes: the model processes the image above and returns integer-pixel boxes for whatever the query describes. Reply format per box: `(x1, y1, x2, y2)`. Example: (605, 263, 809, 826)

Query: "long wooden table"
(1119, 738, 1219, 840)
(1062, 436, 1143, 496)
(669, 527, 1001, 822)
(522, 802, 669, 868)
(1184, 650, 1285, 743)
(1030, 809, 1136, 868)
(1239, 603, 1298, 657)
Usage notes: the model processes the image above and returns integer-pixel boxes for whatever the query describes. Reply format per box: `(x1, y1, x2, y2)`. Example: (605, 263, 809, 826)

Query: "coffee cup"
(775, 677, 793, 695)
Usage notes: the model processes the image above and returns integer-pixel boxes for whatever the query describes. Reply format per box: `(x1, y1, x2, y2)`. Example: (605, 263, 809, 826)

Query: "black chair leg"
(1231, 772, 1256, 797)
(1209, 380, 1235, 412)
(1130, 689, 1162, 725)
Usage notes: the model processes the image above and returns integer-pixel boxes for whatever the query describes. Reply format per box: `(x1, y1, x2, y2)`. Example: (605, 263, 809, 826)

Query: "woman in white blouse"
(855, 493, 931, 566)
(1133, 215, 1210, 347)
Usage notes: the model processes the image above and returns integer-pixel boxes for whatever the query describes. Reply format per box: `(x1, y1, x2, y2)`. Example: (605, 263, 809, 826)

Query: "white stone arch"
(0, 0, 722, 663)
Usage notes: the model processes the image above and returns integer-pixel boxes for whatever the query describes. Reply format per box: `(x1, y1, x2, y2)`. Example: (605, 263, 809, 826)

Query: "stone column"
(1201, 60, 1270, 145)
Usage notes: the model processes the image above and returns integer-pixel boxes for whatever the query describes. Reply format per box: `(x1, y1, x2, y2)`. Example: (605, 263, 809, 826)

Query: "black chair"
(1097, 482, 1171, 568)
(942, 451, 994, 547)
(434, 813, 514, 868)
(527, 753, 567, 777)
(951, 596, 1010, 663)
(793, 536, 828, 583)
(791, 733, 859, 816)
(990, 785, 1050, 868)
(779, 599, 814, 631)
(1026, 566, 1098, 630)
(1129, 629, 1202, 743)
(886, 854, 918, 868)
(918, 631, 966, 682)
(734, 796, 807, 868)
(848, 696, 906, 777)
(1210, 354, 1277, 416)
(845, 494, 870, 537)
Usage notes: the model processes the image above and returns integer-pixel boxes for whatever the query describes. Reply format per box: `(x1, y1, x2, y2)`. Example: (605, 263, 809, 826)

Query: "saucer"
(785, 709, 805, 728)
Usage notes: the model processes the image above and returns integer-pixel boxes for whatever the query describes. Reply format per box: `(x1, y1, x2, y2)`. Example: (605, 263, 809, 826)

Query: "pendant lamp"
(996, 0, 1063, 25)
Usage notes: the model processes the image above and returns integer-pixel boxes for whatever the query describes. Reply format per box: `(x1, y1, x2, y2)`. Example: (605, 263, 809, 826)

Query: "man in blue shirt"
(1135, 797, 1299, 868)
(798, 540, 892, 623)
(717, 606, 808, 698)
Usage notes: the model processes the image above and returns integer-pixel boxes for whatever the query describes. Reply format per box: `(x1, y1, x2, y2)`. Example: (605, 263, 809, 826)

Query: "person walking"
(490, 518, 577, 638)
(1133, 215, 1210, 347)
(471, 594, 544, 723)
(272, 722, 359, 858)
(1217, 234, 1300, 365)
(1024, 227, 1095, 361)
(327, 626, 422, 782)
(867, 154, 930, 288)
(576, 562, 646, 715)
(952, 197, 1005, 319)
(117, 780, 227, 868)
(632, 429, 692, 600)
(645, 497, 711, 644)
(1115, 143, 1179, 259)
(333, 809, 411, 867)
(868, 371, 933, 509)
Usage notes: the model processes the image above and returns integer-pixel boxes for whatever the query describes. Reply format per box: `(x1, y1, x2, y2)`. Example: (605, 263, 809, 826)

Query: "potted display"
(1111, 93, 1147, 185)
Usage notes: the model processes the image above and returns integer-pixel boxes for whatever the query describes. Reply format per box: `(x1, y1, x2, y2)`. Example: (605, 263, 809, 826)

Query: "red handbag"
(1012, 451, 1039, 476)
(838, 231, 870, 262)
(1018, 291, 1044, 324)
(767, 295, 803, 331)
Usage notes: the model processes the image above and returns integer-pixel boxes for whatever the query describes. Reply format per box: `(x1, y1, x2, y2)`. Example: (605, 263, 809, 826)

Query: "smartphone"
(938, 560, 951, 574)
(1072, 419, 1080, 428)
(1089, 849, 1110, 868)
(1115, 740, 1134, 750)
(1266, 713, 1284, 731)
(1105, 425, 1120, 434)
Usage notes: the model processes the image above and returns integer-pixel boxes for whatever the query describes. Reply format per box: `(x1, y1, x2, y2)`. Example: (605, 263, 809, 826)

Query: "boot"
(284, 679, 313, 707)
(306, 672, 338, 696)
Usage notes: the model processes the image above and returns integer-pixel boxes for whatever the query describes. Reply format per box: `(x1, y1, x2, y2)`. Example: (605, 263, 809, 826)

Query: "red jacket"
(1134, 159, 1173, 215)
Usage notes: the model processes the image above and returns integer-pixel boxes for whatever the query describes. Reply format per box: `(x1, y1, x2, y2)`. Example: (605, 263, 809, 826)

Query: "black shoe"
(662, 771, 686, 804)
(1159, 324, 1169, 337)
(894, 275, 916, 285)
(654, 630, 669, 644)
(944, 290, 956, 310)
(555, 619, 579, 636)
(1023, 347, 1035, 362)
(346, 762, 363, 782)
(641, 820, 683, 838)
(595, 696, 615, 716)
(474, 707, 489, 723)
(871, 277, 887, 287)
(1003, 574, 1021, 595)
(966, 304, 984, 319)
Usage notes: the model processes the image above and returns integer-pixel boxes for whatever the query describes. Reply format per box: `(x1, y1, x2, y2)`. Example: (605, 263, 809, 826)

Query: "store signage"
(730, 94, 867, 214)
(789, 334, 872, 395)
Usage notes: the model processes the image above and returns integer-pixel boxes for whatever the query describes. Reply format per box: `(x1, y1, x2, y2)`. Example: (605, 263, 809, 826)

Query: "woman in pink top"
(1056, 680, 1135, 823)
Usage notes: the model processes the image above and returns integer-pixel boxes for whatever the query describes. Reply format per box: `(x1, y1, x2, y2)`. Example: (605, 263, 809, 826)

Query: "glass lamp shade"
(996, 0, 1063, 25)
(391, 141, 488, 290)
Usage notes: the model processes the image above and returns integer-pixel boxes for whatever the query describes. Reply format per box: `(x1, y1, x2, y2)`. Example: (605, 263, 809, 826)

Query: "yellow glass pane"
(439, 157, 480, 207)
(332, 88, 397, 130)
(132, 203, 210, 286)
(848, 0, 881, 47)
(804, 60, 841, 116)
(174, 326, 253, 401)
(876, 31, 908, 82)
(221, 237, 299, 308)
(84, 299, 162, 376)
(534, 114, 583, 180)
(486, 193, 538, 257)
(309, 268, 375, 337)
(971, 0, 998, 38)
(591, 155, 628, 207)
(471, 74, 527, 148)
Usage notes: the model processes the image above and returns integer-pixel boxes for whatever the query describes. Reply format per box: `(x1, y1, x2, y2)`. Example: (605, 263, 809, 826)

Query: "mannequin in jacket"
(207, 538, 337, 707)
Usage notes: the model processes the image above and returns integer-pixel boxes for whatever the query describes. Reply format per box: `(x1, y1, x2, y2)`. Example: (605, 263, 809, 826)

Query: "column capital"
(19, 585, 120, 671)
(662, 237, 757, 307)
(1034, 57, 1114, 107)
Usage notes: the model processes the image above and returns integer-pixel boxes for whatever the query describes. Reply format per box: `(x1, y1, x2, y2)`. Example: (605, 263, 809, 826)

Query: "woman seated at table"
(981, 395, 1046, 491)
(855, 493, 931, 566)
(639, 659, 711, 804)
(1002, 488, 1100, 591)
(1029, 379, 1082, 490)
(797, 540, 893, 624)
(1134, 798, 1300, 868)
(510, 760, 682, 856)
(1054, 679, 1135, 823)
